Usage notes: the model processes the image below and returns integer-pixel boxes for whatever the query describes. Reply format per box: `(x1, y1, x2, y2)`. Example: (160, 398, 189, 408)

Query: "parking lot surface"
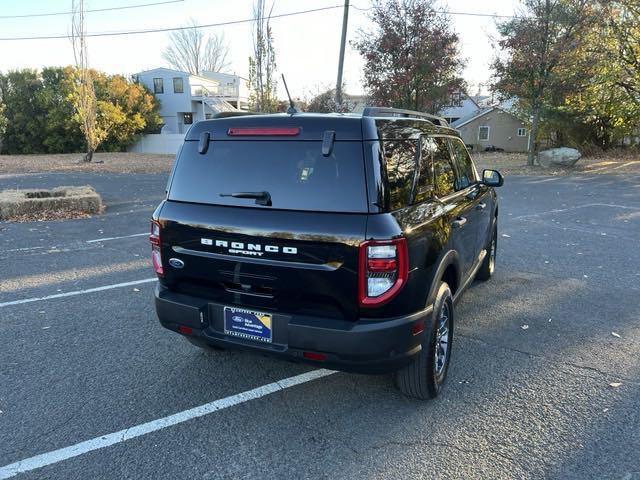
(1, 171, 639, 479)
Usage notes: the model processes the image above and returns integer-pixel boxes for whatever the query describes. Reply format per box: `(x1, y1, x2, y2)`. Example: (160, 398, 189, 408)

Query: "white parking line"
(0, 278, 157, 308)
(86, 232, 148, 243)
(0, 233, 148, 256)
(0, 369, 336, 479)
(0, 246, 46, 253)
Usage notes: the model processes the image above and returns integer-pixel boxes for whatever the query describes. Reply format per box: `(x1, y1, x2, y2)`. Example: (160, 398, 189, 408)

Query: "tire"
(395, 282, 454, 400)
(185, 336, 225, 352)
(476, 220, 497, 281)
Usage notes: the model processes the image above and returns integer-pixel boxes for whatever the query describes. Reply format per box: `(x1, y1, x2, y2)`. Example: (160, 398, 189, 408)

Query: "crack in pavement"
(457, 333, 640, 385)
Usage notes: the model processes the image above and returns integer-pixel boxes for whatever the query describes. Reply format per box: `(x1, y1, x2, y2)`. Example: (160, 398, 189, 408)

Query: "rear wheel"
(395, 282, 454, 400)
(476, 221, 497, 281)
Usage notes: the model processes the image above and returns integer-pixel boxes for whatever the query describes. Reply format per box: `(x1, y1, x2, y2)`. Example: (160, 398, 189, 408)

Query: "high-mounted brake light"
(149, 220, 164, 276)
(358, 238, 408, 308)
(227, 127, 300, 136)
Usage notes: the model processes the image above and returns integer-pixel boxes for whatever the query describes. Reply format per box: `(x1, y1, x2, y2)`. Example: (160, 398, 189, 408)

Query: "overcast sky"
(0, 0, 519, 97)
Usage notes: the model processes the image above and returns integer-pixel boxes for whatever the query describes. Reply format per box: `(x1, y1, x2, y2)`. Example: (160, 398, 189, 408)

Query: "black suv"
(151, 107, 503, 399)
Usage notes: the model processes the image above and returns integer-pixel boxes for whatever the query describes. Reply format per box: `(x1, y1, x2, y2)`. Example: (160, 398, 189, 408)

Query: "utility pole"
(335, 0, 350, 106)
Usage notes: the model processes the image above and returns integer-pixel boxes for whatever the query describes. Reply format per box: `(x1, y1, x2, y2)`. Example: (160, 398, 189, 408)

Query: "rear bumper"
(154, 284, 432, 374)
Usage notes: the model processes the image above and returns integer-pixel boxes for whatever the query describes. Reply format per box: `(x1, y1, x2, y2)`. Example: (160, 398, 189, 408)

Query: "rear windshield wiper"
(220, 191, 272, 206)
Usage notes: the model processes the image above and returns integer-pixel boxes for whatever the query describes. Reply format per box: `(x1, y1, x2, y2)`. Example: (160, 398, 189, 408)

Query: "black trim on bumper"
(154, 284, 433, 374)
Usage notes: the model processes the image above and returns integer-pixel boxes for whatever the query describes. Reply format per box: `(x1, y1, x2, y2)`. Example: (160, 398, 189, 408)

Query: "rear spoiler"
(213, 111, 258, 119)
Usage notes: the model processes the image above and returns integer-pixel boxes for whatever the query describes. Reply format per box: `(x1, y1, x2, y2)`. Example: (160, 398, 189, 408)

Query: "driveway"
(0, 172, 639, 479)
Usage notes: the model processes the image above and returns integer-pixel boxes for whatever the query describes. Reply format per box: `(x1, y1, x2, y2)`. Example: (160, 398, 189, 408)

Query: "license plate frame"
(223, 306, 273, 343)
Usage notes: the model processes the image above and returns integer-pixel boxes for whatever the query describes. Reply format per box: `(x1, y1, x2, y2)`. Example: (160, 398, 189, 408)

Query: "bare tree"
(162, 19, 230, 75)
(70, 0, 101, 162)
(248, 0, 278, 112)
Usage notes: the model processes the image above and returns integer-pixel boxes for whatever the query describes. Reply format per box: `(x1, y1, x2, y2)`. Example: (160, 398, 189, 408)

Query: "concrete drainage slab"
(0, 186, 103, 221)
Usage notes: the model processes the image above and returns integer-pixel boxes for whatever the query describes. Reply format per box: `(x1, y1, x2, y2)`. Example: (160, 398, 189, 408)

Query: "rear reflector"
(227, 127, 300, 136)
(412, 320, 425, 336)
(303, 351, 327, 361)
(178, 325, 193, 335)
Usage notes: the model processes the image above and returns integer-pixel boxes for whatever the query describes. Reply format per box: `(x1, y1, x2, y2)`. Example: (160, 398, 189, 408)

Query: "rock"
(538, 147, 582, 167)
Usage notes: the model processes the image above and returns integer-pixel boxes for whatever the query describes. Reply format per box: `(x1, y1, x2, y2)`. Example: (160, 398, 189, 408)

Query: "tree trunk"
(528, 104, 541, 166)
(83, 149, 94, 163)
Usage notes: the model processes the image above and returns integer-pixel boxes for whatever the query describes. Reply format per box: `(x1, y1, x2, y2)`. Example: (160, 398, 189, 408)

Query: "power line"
(0, 3, 522, 42)
(0, 0, 184, 20)
(0, 4, 345, 41)
(350, 3, 519, 19)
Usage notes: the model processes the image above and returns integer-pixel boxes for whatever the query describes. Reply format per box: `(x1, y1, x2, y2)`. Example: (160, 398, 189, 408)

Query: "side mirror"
(482, 169, 504, 187)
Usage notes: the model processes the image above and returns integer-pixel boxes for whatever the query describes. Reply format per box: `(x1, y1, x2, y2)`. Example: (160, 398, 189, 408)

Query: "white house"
(134, 67, 238, 134)
(438, 91, 480, 125)
(200, 71, 250, 111)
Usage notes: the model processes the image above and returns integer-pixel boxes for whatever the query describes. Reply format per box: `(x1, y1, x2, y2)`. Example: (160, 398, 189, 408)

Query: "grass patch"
(0, 152, 174, 175)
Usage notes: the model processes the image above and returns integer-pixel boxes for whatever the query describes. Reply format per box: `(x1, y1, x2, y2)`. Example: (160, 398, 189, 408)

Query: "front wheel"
(395, 282, 454, 400)
(476, 221, 497, 281)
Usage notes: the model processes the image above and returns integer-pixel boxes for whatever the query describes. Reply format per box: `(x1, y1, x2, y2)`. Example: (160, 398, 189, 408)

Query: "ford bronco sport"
(151, 107, 503, 399)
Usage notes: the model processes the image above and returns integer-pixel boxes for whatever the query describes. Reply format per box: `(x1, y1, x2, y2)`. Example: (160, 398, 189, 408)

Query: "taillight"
(150, 220, 163, 276)
(358, 238, 408, 308)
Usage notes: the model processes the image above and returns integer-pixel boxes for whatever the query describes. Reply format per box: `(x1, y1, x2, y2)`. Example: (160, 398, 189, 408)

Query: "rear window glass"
(168, 141, 368, 213)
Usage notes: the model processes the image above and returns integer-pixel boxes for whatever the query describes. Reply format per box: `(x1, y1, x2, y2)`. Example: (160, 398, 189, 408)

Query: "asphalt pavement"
(0, 171, 639, 479)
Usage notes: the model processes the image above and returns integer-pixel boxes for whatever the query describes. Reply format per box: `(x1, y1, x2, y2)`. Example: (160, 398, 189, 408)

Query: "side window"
(383, 139, 419, 210)
(448, 137, 477, 190)
(414, 136, 437, 204)
(432, 137, 456, 197)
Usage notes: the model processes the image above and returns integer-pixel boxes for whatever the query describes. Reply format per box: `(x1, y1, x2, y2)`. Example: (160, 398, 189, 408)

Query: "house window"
(478, 126, 490, 141)
(173, 77, 184, 94)
(183, 113, 193, 125)
(517, 128, 527, 137)
(153, 78, 164, 94)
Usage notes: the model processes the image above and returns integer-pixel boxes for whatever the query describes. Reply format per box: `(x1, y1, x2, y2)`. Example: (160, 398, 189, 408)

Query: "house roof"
(135, 67, 220, 86)
(451, 98, 525, 128)
(450, 107, 495, 128)
(202, 71, 249, 82)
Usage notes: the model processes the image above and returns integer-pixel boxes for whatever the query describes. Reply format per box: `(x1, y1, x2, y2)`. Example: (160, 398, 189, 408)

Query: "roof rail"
(361, 107, 449, 127)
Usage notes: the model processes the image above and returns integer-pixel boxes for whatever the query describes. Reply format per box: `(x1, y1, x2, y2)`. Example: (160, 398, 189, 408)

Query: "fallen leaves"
(611, 332, 621, 338)
(609, 382, 623, 388)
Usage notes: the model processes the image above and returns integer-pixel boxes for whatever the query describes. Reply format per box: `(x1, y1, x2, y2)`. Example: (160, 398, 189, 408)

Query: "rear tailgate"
(159, 117, 369, 320)
(159, 202, 366, 320)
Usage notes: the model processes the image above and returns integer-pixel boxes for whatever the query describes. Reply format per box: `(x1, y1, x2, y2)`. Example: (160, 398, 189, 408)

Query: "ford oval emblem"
(168, 258, 184, 269)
